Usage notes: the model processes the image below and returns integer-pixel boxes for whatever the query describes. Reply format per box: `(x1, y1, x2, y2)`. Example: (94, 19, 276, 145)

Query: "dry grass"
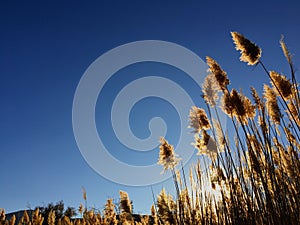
(1, 32, 299, 225)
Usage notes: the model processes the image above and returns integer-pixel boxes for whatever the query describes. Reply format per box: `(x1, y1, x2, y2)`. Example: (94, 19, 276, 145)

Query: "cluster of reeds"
(156, 32, 300, 225)
(0, 190, 151, 225)
(1, 32, 299, 225)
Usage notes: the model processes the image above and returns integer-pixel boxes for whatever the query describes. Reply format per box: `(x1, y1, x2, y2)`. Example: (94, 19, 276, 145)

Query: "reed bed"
(1, 32, 299, 225)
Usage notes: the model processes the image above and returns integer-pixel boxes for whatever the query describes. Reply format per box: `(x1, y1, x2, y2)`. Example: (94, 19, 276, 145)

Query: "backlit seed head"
(206, 56, 230, 91)
(158, 137, 180, 171)
(231, 31, 262, 65)
(189, 106, 211, 133)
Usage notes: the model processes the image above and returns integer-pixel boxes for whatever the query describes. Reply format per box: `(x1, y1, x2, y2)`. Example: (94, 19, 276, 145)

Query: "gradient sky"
(1, 0, 300, 214)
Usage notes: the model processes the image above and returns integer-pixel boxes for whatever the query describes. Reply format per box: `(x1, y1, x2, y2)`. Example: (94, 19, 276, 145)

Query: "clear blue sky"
(1, 0, 300, 214)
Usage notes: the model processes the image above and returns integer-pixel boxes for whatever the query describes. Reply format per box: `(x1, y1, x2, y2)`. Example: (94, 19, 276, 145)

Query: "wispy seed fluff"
(287, 101, 300, 125)
(258, 115, 268, 133)
(231, 31, 262, 65)
(264, 84, 281, 124)
(32, 208, 44, 225)
(202, 74, 220, 107)
(119, 191, 132, 214)
(212, 118, 226, 148)
(150, 205, 158, 225)
(243, 95, 256, 120)
(193, 131, 218, 160)
(47, 210, 56, 225)
(280, 36, 292, 64)
(9, 215, 16, 225)
(22, 210, 30, 224)
(158, 137, 180, 171)
(119, 191, 133, 223)
(206, 56, 229, 91)
(104, 199, 116, 221)
(189, 106, 211, 133)
(222, 89, 255, 124)
(251, 87, 263, 110)
(82, 187, 87, 201)
(269, 71, 293, 100)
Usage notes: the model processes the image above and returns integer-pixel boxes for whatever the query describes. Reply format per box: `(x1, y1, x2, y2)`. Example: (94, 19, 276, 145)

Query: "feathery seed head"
(222, 89, 255, 124)
(212, 118, 226, 148)
(119, 191, 132, 214)
(251, 87, 263, 110)
(230, 89, 246, 117)
(104, 198, 116, 220)
(22, 210, 30, 223)
(206, 56, 229, 91)
(193, 131, 218, 160)
(189, 106, 210, 133)
(231, 31, 262, 65)
(264, 84, 281, 124)
(270, 71, 293, 100)
(243, 95, 256, 120)
(48, 211, 56, 225)
(258, 115, 268, 133)
(32, 208, 44, 225)
(82, 187, 87, 201)
(287, 101, 300, 125)
(158, 137, 180, 171)
(222, 91, 234, 116)
(9, 215, 16, 225)
(202, 74, 220, 107)
(280, 36, 292, 63)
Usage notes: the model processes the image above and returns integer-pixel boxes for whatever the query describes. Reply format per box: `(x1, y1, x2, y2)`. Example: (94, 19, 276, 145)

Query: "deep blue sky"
(1, 0, 300, 214)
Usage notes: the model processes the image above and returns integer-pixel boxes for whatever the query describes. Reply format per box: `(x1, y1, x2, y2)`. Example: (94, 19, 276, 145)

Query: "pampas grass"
(1, 32, 299, 225)
(155, 31, 300, 225)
